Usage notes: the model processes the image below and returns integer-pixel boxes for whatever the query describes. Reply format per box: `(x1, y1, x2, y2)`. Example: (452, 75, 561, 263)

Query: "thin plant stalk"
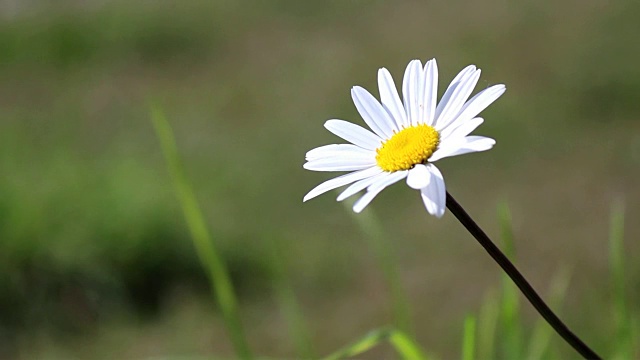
(445, 191, 600, 360)
(268, 236, 316, 358)
(345, 201, 414, 337)
(151, 107, 252, 360)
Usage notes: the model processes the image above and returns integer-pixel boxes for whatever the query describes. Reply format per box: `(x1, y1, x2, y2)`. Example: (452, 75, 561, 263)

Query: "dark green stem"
(445, 191, 601, 360)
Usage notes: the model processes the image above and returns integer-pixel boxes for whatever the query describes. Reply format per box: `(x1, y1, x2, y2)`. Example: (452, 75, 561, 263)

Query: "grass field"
(0, 1, 639, 358)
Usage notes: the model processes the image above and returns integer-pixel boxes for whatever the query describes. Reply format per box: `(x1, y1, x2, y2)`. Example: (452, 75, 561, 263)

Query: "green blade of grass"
(497, 202, 523, 359)
(630, 316, 640, 359)
(268, 236, 316, 359)
(609, 199, 630, 360)
(151, 106, 252, 360)
(343, 200, 413, 337)
(461, 315, 477, 360)
(388, 329, 430, 360)
(321, 327, 428, 360)
(526, 267, 572, 360)
(477, 289, 499, 359)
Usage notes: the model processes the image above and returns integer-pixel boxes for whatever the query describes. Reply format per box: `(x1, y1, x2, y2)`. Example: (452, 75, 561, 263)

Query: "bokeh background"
(1, 0, 639, 358)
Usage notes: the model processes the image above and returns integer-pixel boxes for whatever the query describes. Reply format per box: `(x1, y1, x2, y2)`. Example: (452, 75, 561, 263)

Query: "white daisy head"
(303, 59, 505, 218)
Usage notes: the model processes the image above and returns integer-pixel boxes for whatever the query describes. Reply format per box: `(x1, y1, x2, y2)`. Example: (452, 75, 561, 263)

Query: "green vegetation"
(0, 0, 639, 358)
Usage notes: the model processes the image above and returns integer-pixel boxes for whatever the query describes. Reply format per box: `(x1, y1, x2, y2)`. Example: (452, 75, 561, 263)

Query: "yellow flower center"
(375, 124, 440, 172)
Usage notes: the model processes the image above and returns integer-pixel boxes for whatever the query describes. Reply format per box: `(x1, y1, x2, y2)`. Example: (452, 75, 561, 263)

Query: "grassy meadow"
(0, 0, 639, 358)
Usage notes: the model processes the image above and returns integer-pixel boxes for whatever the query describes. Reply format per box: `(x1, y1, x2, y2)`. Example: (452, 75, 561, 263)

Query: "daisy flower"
(303, 59, 505, 217)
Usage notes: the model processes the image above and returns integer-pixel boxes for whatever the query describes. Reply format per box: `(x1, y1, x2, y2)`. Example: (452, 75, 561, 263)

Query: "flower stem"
(445, 191, 600, 359)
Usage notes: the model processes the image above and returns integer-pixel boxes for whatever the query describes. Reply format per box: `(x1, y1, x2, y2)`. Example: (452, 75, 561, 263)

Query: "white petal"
(451, 84, 506, 125)
(406, 164, 431, 189)
(439, 117, 484, 140)
(303, 166, 383, 202)
(368, 170, 407, 191)
(306, 144, 375, 161)
(337, 171, 387, 201)
(460, 136, 496, 150)
(420, 164, 446, 218)
(352, 189, 382, 213)
(429, 136, 495, 162)
(402, 60, 424, 127)
(304, 156, 376, 172)
(324, 119, 383, 150)
(446, 65, 476, 94)
(423, 59, 438, 126)
(435, 69, 481, 131)
(433, 65, 475, 123)
(378, 68, 408, 129)
(353, 171, 407, 213)
(351, 86, 395, 138)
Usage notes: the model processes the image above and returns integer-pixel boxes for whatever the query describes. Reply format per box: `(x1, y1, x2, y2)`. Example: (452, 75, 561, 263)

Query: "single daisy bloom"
(303, 59, 505, 217)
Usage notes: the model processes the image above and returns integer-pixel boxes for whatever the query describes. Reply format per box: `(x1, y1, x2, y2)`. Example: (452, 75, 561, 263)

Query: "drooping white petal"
(429, 135, 496, 162)
(351, 86, 396, 138)
(353, 171, 408, 213)
(306, 144, 375, 161)
(420, 164, 446, 218)
(378, 68, 408, 129)
(324, 119, 383, 150)
(336, 171, 388, 201)
(423, 59, 438, 126)
(352, 188, 383, 213)
(434, 69, 481, 131)
(406, 164, 431, 189)
(439, 117, 484, 140)
(303, 156, 376, 172)
(402, 60, 424, 126)
(303, 166, 382, 202)
(367, 170, 408, 191)
(450, 84, 506, 125)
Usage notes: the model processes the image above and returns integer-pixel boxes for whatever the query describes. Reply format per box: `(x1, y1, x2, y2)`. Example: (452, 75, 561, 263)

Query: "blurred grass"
(151, 106, 251, 359)
(608, 200, 636, 360)
(461, 315, 476, 360)
(526, 266, 572, 360)
(497, 202, 523, 359)
(267, 234, 316, 359)
(321, 327, 428, 360)
(345, 201, 414, 337)
(0, 0, 638, 358)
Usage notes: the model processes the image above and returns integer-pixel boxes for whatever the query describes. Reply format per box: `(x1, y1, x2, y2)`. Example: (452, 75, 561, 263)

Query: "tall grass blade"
(343, 200, 414, 337)
(497, 201, 523, 358)
(461, 315, 476, 360)
(526, 267, 572, 360)
(477, 289, 499, 359)
(268, 236, 316, 358)
(150, 106, 252, 359)
(321, 327, 428, 360)
(609, 200, 630, 360)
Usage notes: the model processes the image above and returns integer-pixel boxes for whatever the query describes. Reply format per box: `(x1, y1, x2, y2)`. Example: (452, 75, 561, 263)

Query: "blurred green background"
(0, 0, 639, 358)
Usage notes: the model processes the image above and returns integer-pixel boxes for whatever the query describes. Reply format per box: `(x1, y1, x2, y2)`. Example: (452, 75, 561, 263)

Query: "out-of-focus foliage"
(0, 0, 638, 358)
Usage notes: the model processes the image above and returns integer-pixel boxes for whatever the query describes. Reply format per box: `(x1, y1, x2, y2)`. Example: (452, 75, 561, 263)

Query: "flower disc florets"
(375, 124, 440, 172)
